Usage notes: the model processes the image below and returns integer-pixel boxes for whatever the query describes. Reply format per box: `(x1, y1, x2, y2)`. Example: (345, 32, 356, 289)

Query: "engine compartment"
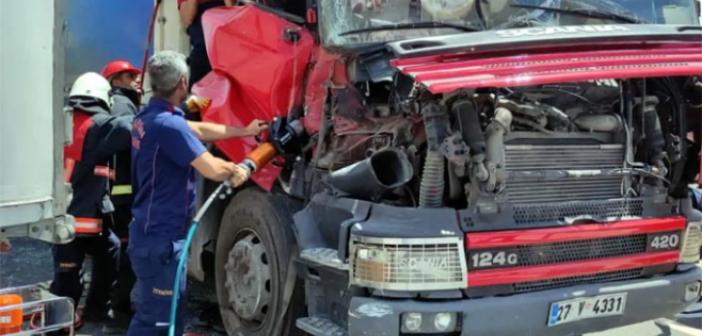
(305, 49, 698, 228)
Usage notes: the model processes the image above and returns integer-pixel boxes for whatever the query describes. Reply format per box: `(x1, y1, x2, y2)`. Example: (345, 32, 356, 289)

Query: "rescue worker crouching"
(127, 50, 267, 336)
(102, 60, 143, 316)
(51, 72, 133, 328)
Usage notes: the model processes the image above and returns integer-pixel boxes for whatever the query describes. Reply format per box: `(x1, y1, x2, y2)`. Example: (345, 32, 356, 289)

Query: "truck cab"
(154, 0, 702, 335)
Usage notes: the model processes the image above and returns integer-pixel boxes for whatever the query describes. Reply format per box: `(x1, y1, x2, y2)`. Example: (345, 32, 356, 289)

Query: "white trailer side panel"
(0, 0, 72, 242)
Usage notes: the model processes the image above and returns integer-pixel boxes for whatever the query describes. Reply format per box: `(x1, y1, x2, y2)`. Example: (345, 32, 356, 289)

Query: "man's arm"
(95, 115, 133, 162)
(179, 0, 198, 27)
(191, 152, 251, 186)
(191, 152, 236, 181)
(187, 119, 268, 142)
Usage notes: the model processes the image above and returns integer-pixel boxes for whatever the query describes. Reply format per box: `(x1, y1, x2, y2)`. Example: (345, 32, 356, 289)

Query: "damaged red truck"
(185, 1, 702, 335)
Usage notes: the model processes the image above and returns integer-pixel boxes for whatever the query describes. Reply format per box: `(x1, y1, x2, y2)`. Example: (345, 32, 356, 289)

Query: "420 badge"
(548, 293, 627, 327)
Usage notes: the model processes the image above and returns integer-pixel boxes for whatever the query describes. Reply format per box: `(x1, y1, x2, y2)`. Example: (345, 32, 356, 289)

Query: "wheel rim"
(224, 230, 272, 326)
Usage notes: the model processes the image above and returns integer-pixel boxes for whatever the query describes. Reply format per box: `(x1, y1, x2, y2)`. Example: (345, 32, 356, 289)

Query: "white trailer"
(0, 0, 74, 245)
(0, 2, 77, 334)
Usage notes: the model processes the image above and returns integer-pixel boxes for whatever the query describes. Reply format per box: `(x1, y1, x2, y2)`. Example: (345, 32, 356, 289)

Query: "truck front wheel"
(215, 189, 304, 336)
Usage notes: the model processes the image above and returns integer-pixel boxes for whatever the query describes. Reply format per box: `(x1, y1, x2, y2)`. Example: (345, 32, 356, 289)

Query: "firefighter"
(127, 51, 266, 335)
(103, 60, 142, 117)
(102, 60, 142, 315)
(51, 72, 133, 327)
(177, 0, 234, 88)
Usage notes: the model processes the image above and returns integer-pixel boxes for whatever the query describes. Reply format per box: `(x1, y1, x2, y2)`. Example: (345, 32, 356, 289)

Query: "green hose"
(168, 182, 229, 336)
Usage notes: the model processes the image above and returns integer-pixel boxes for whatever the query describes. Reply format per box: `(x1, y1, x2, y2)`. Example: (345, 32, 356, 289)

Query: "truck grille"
(466, 217, 684, 295)
(513, 268, 643, 294)
(516, 235, 646, 266)
(513, 199, 644, 225)
(468, 234, 648, 271)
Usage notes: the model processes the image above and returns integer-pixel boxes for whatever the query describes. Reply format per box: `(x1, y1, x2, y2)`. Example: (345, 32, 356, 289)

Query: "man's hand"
(192, 152, 237, 182)
(244, 119, 269, 137)
(230, 164, 251, 187)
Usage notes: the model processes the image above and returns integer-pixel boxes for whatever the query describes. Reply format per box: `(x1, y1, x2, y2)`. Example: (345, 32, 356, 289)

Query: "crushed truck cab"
(178, 1, 702, 335)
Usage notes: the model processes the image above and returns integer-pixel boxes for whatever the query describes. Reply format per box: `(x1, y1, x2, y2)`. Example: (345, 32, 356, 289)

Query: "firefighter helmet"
(102, 60, 142, 81)
(68, 72, 112, 108)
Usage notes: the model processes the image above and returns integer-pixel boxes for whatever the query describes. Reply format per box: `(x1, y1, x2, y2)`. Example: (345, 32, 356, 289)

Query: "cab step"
(300, 248, 349, 271)
(296, 316, 348, 336)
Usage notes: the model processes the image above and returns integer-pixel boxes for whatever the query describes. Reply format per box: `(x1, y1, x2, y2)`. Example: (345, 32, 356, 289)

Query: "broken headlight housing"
(349, 236, 468, 291)
(680, 221, 702, 264)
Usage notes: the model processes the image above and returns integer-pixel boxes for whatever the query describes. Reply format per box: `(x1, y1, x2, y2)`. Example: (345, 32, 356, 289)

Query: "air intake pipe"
(639, 96, 668, 175)
(328, 148, 414, 201)
(484, 107, 512, 192)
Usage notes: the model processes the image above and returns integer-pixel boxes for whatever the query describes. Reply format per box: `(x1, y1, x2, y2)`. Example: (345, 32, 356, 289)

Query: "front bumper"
(347, 267, 702, 336)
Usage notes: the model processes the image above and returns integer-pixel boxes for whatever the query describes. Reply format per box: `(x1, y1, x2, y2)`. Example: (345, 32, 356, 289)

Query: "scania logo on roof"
(496, 25, 630, 38)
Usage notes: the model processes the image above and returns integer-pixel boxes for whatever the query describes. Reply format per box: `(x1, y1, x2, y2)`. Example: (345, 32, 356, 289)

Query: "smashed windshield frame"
(317, 0, 699, 48)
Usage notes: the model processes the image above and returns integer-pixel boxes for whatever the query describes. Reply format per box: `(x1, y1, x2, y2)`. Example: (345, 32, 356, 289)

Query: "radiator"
(503, 142, 634, 224)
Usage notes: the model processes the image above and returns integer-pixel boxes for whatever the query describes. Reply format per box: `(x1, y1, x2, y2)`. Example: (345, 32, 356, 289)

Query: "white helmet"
(422, 0, 476, 21)
(69, 72, 112, 108)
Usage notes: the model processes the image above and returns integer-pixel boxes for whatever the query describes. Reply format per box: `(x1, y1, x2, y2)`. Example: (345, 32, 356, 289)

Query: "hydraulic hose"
(169, 181, 230, 336)
(139, 0, 163, 93)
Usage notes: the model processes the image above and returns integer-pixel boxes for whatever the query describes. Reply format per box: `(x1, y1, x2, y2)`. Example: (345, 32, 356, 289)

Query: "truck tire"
(215, 188, 305, 336)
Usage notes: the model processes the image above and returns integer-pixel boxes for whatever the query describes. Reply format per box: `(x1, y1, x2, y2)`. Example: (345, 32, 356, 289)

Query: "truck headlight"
(680, 222, 702, 264)
(349, 236, 468, 291)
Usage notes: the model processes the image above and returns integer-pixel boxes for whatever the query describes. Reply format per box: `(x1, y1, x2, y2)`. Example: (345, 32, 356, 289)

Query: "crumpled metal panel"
(194, 5, 314, 190)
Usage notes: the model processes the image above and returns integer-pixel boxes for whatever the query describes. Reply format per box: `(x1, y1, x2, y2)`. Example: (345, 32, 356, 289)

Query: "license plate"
(547, 293, 627, 327)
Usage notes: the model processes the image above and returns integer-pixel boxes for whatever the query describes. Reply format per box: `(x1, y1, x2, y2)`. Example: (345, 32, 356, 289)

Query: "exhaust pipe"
(329, 148, 414, 200)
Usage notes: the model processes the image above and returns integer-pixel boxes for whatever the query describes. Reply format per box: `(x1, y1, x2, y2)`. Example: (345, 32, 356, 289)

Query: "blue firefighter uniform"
(51, 100, 132, 320)
(127, 97, 206, 335)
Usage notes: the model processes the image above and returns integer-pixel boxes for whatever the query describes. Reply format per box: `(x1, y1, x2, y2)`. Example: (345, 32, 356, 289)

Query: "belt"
(74, 217, 103, 235)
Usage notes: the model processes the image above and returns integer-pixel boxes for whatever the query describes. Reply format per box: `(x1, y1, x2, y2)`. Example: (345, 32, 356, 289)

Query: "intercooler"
(503, 141, 643, 224)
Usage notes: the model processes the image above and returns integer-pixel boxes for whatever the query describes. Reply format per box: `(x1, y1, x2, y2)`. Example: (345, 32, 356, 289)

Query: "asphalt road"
(2, 238, 702, 336)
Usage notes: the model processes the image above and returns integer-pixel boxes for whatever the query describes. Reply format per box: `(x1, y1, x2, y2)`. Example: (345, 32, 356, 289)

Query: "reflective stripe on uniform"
(74, 217, 103, 234)
(111, 184, 132, 196)
(94, 165, 116, 180)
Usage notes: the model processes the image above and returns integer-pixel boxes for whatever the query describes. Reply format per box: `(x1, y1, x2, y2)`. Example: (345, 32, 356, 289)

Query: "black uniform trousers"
(109, 204, 136, 314)
(50, 231, 121, 318)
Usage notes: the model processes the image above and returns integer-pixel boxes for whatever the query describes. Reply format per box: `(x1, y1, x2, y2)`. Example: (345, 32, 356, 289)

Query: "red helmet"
(102, 60, 141, 80)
